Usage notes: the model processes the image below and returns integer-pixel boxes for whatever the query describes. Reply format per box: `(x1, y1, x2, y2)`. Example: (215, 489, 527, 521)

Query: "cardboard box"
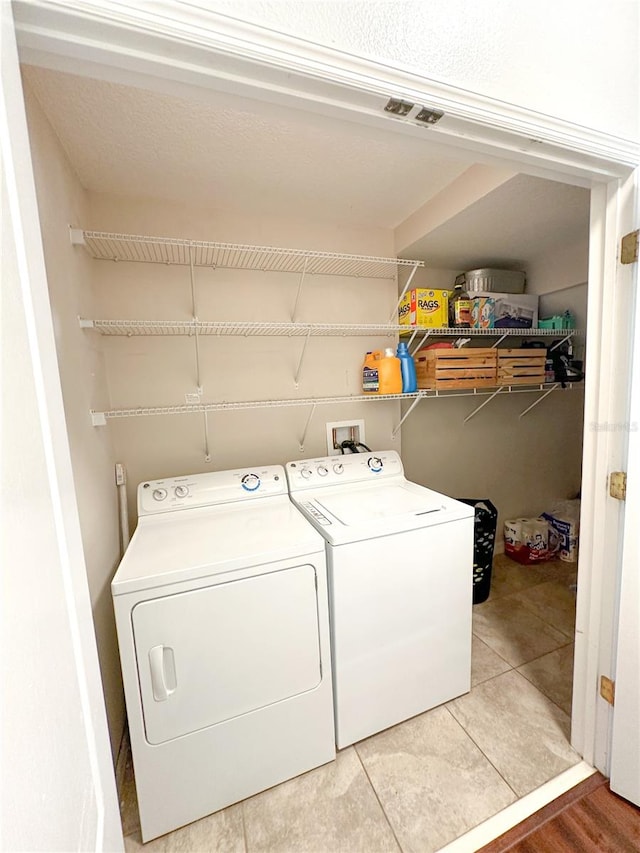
(471, 291, 538, 329)
(398, 288, 449, 327)
(541, 501, 580, 562)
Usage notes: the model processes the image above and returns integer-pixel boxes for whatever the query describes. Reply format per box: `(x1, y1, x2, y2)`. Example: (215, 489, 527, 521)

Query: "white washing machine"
(111, 465, 335, 842)
(286, 450, 474, 749)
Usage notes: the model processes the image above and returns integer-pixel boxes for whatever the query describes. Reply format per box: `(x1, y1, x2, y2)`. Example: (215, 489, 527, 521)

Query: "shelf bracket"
(411, 329, 432, 356)
(203, 411, 211, 462)
(549, 334, 573, 352)
(78, 317, 94, 329)
(491, 333, 509, 348)
(299, 403, 317, 452)
(189, 245, 203, 393)
(390, 262, 420, 323)
(392, 394, 423, 438)
(464, 386, 507, 423)
(90, 410, 107, 427)
(403, 328, 419, 348)
(291, 256, 309, 322)
(518, 383, 560, 418)
(294, 329, 312, 387)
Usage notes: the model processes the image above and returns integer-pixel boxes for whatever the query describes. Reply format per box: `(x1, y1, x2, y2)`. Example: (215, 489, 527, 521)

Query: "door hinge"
(610, 471, 627, 500)
(621, 229, 639, 264)
(600, 675, 615, 706)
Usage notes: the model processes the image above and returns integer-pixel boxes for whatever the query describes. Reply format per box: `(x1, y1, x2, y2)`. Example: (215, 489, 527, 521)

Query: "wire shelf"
(91, 384, 581, 422)
(81, 320, 405, 337)
(400, 327, 584, 338)
(80, 319, 585, 338)
(74, 230, 423, 279)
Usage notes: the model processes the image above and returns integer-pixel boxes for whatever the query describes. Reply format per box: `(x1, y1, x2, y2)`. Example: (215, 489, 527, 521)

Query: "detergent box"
(398, 288, 449, 327)
(470, 296, 495, 329)
(471, 291, 538, 329)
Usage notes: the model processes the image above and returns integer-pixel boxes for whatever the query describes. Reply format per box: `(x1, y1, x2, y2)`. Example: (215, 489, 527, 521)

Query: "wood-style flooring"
(478, 772, 640, 853)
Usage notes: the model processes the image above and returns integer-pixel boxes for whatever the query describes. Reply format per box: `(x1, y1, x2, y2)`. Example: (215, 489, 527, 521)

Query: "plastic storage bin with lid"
(456, 269, 526, 294)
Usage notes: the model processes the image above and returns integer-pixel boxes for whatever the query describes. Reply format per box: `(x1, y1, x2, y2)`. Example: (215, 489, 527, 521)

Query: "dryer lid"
(112, 496, 324, 596)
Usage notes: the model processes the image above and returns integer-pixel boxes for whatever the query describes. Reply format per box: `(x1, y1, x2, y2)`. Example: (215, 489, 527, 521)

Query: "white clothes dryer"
(285, 450, 474, 749)
(111, 465, 335, 842)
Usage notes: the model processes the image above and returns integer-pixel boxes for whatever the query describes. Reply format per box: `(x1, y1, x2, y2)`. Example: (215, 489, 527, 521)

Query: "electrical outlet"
(326, 420, 365, 455)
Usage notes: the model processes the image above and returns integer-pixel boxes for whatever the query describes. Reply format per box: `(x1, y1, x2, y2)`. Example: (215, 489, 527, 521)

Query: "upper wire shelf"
(79, 319, 404, 337)
(79, 319, 585, 338)
(71, 230, 423, 279)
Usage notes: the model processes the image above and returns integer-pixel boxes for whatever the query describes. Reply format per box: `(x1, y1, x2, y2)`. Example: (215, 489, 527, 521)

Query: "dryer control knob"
(300, 467, 313, 479)
(152, 488, 168, 501)
(241, 473, 261, 491)
(317, 465, 328, 476)
(333, 463, 344, 474)
(174, 485, 189, 498)
(368, 456, 383, 472)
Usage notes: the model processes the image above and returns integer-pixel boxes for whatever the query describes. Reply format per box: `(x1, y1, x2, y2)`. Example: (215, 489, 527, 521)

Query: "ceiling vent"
(415, 107, 444, 125)
(384, 97, 414, 116)
(384, 98, 444, 125)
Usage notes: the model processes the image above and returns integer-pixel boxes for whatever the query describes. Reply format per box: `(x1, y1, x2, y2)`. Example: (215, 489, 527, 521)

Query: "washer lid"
(112, 495, 324, 596)
(292, 479, 474, 545)
(315, 482, 442, 525)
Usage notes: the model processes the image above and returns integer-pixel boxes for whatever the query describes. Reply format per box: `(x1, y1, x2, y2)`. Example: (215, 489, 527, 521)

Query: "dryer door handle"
(149, 645, 177, 701)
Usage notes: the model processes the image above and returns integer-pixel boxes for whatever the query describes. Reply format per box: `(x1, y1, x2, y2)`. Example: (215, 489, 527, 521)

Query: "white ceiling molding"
(13, 0, 640, 183)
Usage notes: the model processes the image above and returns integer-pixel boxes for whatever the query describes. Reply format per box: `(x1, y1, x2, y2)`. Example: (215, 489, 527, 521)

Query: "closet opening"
(18, 54, 618, 851)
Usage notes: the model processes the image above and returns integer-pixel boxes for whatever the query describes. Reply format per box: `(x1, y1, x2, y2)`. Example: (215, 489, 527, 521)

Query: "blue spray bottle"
(396, 341, 417, 392)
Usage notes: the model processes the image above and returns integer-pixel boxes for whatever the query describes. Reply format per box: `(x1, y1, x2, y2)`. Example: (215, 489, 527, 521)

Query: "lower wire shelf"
(90, 383, 581, 425)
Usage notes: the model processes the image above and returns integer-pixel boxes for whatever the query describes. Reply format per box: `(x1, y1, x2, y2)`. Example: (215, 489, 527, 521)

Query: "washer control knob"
(300, 467, 313, 480)
(368, 456, 383, 472)
(333, 463, 344, 474)
(317, 465, 328, 476)
(152, 488, 168, 501)
(241, 473, 261, 492)
(174, 485, 189, 498)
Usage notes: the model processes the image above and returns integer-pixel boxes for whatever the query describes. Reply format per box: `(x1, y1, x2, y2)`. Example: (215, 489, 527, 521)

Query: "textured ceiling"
(22, 65, 475, 230)
(402, 175, 591, 269)
(22, 66, 590, 267)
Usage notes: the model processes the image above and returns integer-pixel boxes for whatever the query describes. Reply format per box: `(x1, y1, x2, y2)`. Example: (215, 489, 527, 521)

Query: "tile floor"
(121, 554, 580, 853)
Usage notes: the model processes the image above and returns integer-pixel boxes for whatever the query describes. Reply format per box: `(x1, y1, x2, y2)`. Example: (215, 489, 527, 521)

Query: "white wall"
(23, 83, 125, 757)
(86, 192, 402, 531)
(1, 12, 121, 839)
(401, 256, 585, 546)
(528, 234, 589, 330)
(202, 0, 639, 143)
(1, 163, 105, 853)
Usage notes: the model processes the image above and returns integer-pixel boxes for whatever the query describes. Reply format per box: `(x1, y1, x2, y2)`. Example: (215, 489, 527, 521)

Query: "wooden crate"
(498, 349, 546, 385)
(415, 348, 497, 390)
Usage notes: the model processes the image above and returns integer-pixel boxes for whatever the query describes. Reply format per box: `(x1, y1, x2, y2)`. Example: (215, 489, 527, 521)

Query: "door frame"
(608, 173, 640, 803)
(1, 3, 123, 849)
(10, 0, 640, 809)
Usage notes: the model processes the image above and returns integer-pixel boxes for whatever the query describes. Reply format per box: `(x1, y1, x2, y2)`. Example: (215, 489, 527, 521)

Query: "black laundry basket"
(458, 499, 498, 604)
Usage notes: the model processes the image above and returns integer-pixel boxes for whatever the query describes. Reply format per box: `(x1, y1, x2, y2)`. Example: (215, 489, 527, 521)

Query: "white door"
(609, 173, 640, 806)
(132, 565, 322, 744)
(0, 5, 123, 850)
